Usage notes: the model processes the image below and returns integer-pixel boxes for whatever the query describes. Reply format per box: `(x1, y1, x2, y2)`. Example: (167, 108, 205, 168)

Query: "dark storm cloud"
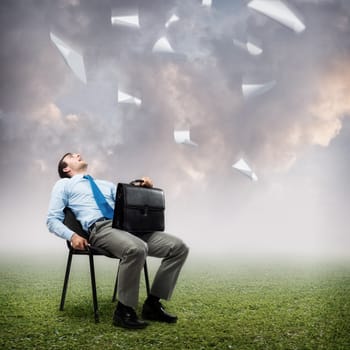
(1, 0, 350, 181)
(1, 0, 350, 255)
(0, 0, 346, 173)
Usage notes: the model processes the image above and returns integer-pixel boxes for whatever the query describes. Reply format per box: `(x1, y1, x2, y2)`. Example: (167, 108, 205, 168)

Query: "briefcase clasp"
(140, 206, 149, 216)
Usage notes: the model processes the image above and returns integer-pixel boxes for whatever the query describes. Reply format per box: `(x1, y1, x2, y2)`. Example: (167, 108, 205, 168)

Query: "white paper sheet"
(117, 90, 142, 106)
(232, 158, 258, 181)
(233, 39, 263, 56)
(242, 81, 276, 99)
(202, 0, 212, 7)
(152, 36, 175, 53)
(174, 130, 198, 147)
(50, 32, 87, 84)
(248, 0, 305, 33)
(111, 14, 140, 28)
(165, 14, 179, 28)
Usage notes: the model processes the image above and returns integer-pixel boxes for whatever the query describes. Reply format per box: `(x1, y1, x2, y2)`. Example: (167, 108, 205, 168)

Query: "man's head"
(58, 153, 88, 178)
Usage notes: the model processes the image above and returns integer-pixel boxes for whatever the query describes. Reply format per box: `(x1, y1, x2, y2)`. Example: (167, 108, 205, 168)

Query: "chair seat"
(66, 240, 114, 257)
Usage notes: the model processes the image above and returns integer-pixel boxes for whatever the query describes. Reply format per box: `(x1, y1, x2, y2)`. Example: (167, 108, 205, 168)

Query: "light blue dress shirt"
(47, 174, 117, 241)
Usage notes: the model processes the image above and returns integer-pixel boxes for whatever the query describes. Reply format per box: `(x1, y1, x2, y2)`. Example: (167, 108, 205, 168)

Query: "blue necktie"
(84, 175, 114, 219)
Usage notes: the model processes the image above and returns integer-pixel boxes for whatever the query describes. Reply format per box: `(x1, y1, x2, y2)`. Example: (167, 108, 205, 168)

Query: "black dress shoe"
(142, 301, 178, 323)
(113, 305, 148, 330)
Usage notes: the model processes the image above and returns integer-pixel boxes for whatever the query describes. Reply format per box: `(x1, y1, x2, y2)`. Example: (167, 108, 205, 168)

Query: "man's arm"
(46, 180, 75, 238)
(47, 180, 88, 250)
(47, 179, 72, 240)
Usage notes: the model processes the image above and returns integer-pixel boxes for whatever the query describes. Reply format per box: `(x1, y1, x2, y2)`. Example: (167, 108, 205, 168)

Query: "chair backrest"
(63, 207, 113, 256)
(63, 208, 90, 251)
(63, 208, 86, 236)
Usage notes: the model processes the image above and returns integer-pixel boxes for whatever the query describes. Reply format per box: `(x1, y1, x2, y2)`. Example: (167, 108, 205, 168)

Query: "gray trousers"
(89, 220, 189, 308)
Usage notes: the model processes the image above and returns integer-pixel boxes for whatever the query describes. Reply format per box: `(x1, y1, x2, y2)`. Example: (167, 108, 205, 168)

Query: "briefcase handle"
(129, 179, 145, 186)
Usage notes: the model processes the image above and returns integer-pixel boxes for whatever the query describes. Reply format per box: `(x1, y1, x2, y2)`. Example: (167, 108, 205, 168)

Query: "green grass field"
(0, 254, 349, 350)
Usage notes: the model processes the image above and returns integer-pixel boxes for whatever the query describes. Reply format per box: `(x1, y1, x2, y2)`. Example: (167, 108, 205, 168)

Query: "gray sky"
(1, 0, 350, 258)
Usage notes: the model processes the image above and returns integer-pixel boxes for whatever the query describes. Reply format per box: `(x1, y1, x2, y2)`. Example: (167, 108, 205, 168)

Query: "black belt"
(88, 217, 110, 232)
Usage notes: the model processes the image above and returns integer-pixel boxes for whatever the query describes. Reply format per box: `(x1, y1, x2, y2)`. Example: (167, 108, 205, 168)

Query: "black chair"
(60, 208, 150, 323)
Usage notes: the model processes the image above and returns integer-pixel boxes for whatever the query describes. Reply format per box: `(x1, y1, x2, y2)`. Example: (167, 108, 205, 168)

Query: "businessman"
(47, 152, 189, 329)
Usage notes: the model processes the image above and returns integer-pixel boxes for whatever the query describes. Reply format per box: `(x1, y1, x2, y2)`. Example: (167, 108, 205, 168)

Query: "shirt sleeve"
(46, 179, 74, 241)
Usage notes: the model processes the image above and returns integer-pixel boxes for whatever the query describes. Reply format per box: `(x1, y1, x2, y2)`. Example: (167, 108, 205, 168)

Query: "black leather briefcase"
(112, 180, 165, 234)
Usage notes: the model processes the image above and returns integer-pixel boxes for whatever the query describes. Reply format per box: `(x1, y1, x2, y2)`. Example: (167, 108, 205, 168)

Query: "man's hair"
(58, 152, 72, 178)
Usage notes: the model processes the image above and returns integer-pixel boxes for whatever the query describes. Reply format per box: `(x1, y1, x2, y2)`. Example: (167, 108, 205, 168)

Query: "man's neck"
(70, 168, 88, 177)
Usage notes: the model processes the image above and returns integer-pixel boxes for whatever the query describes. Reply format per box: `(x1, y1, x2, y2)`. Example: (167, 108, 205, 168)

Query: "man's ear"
(63, 166, 71, 175)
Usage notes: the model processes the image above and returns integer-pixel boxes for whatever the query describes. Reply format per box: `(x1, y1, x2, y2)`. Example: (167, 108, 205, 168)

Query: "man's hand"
(141, 176, 153, 188)
(70, 233, 88, 250)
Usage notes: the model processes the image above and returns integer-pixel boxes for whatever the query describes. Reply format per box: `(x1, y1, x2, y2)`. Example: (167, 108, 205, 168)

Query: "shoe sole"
(113, 319, 148, 330)
(142, 313, 177, 323)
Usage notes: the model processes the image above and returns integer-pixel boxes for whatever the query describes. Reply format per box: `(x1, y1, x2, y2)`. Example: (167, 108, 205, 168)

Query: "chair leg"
(60, 250, 73, 311)
(144, 261, 150, 296)
(88, 253, 99, 323)
(112, 260, 120, 303)
(111, 260, 151, 303)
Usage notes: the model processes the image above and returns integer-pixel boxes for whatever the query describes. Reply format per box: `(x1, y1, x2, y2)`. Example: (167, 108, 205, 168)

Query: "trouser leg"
(89, 221, 148, 308)
(142, 231, 189, 300)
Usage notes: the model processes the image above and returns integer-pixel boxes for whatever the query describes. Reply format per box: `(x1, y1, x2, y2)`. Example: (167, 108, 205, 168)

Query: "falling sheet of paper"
(152, 36, 175, 53)
(117, 90, 142, 106)
(111, 11, 140, 28)
(202, 0, 212, 7)
(233, 39, 263, 56)
(174, 130, 198, 147)
(50, 32, 87, 83)
(232, 158, 258, 181)
(247, 0, 305, 33)
(165, 14, 179, 28)
(111, 15, 140, 28)
(242, 81, 276, 99)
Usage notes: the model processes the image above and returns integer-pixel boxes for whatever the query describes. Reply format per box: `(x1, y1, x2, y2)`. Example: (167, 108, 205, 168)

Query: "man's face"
(63, 153, 88, 175)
